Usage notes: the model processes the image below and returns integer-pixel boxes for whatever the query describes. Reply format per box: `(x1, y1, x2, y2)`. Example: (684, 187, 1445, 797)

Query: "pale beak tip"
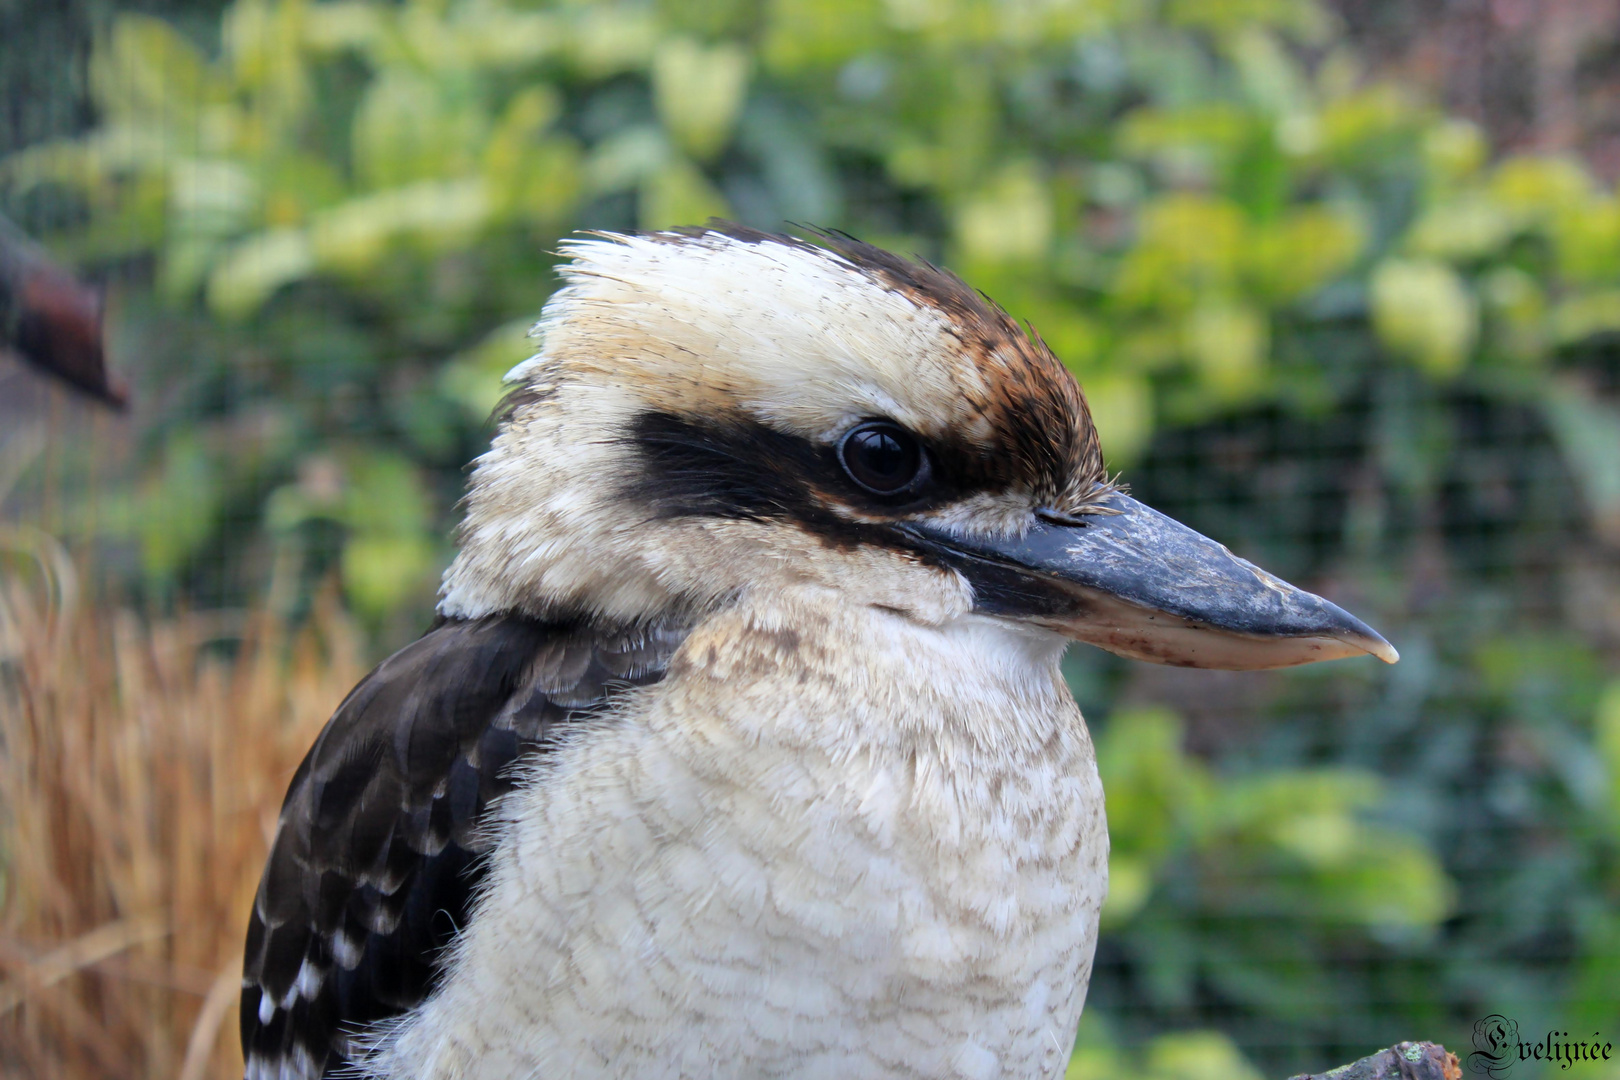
(1362, 635, 1400, 665)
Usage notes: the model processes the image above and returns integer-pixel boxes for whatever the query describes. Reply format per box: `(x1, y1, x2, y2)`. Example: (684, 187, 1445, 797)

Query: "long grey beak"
(901, 493, 1397, 671)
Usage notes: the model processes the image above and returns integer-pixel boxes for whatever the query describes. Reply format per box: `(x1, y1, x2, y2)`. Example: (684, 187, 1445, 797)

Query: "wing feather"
(240, 614, 682, 1079)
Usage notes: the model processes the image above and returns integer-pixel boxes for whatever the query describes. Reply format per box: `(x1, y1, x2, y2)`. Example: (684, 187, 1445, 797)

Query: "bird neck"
(650, 587, 1096, 857)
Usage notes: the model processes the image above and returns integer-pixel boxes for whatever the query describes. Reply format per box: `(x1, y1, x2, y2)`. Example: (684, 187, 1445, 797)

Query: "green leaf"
(567, 3, 661, 76)
(1166, 0, 1328, 38)
(653, 37, 752, 161)
(1245, 205, 1363, 300)
(1082, 374, 1155, 466)
(207, 227, 316, 318)
(352, 71, 489, 189)
(342, 534, 437, 618)
(1479, 266, 1547, 363)
(1597, 681, 1620, 834)
(168, 159, 259, 237)
(1540, 378, 1620, 543)
(639, 156, 730, 230)
(1490, 154, 1593, 215)
(483, 87, 583, 220)
(1553, 194, 1620, 283)
(1119, 103, 1256, 167)
(585, 126, 674, 195)
(1228, 26, 1309, 117)
(1144, 1030, 1264, 1080)
(1369, 257, 1477, 377)
(761, 0, 886, 72)
(310, 179, 492, 272)
(452, 9, 566, 68)
(1552, 289, 1620, 346)
(1096, 707, 1209, 865)
(132, 432, 223, 586)
(1422, 118, 1487, 185)
(440, 318, 538, 419)
(301, 1, 387, 53)
(953, 162, 1052, 265)
(1184, 300, 1267, 399)
(91, 15, 225, 129)
(1114, 194, 1248, 312)
(341, 453, 423, 531)
(1406, 193, 1516, 262)
(1316, 83, 1419, 164)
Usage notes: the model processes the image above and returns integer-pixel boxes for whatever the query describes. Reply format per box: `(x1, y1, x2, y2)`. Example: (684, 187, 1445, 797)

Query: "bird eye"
(838, 421, 928, 496)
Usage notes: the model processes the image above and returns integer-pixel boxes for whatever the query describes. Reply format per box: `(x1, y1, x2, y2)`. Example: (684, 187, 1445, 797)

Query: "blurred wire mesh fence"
(2, 1, 1619, 1078)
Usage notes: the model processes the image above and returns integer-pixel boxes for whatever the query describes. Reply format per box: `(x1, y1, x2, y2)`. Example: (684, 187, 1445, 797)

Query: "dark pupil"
(846, 427, 918, 492)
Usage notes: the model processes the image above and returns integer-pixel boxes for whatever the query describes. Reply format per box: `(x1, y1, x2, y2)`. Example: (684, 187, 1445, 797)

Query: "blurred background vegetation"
(2, 0, 1619, 1077)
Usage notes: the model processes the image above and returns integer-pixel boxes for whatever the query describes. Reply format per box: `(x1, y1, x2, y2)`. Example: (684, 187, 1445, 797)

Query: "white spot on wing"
(332, 929, 363, 968)
(293, 956, 325, 1000)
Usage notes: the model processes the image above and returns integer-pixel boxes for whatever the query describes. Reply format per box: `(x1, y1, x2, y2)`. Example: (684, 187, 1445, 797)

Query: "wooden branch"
(1288, 1041, 1461, 1080)
(0, 212, 126, 410)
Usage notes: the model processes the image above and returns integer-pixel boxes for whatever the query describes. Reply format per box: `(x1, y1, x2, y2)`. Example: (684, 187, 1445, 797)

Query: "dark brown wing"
(240, 614, 684, 1080)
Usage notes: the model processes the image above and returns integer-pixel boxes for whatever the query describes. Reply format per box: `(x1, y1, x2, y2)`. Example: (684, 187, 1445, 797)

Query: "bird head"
(439, 226, 1395, 671)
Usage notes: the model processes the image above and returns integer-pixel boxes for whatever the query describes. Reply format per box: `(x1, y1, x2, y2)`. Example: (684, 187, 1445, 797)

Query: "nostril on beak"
(1035, 507, 1091, 528)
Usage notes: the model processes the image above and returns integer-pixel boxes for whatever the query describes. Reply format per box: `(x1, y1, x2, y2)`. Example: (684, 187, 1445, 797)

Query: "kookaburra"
(241, 225, 1396, 1080)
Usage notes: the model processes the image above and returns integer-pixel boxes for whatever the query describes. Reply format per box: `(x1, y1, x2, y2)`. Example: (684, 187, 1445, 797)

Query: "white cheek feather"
(359, 593, 1106, 1080)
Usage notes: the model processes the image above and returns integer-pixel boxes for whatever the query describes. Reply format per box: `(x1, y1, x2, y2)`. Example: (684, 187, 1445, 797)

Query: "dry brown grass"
(0, 534, 365, 1079)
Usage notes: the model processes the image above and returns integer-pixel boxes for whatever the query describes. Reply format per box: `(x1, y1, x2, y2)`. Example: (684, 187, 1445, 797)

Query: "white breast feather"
(355, 588, 1108, 1080)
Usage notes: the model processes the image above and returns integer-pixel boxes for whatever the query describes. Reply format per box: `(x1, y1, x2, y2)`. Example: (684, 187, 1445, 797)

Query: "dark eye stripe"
(622, 408, 1058, 549)
(623, 410, 954, 548)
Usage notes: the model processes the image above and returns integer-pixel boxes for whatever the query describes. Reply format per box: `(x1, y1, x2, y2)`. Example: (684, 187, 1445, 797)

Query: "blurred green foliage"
(1099, 705, 1451, 950)
(1067, 1019, 1265, 1080)
(4, 0, 1620, 1074)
